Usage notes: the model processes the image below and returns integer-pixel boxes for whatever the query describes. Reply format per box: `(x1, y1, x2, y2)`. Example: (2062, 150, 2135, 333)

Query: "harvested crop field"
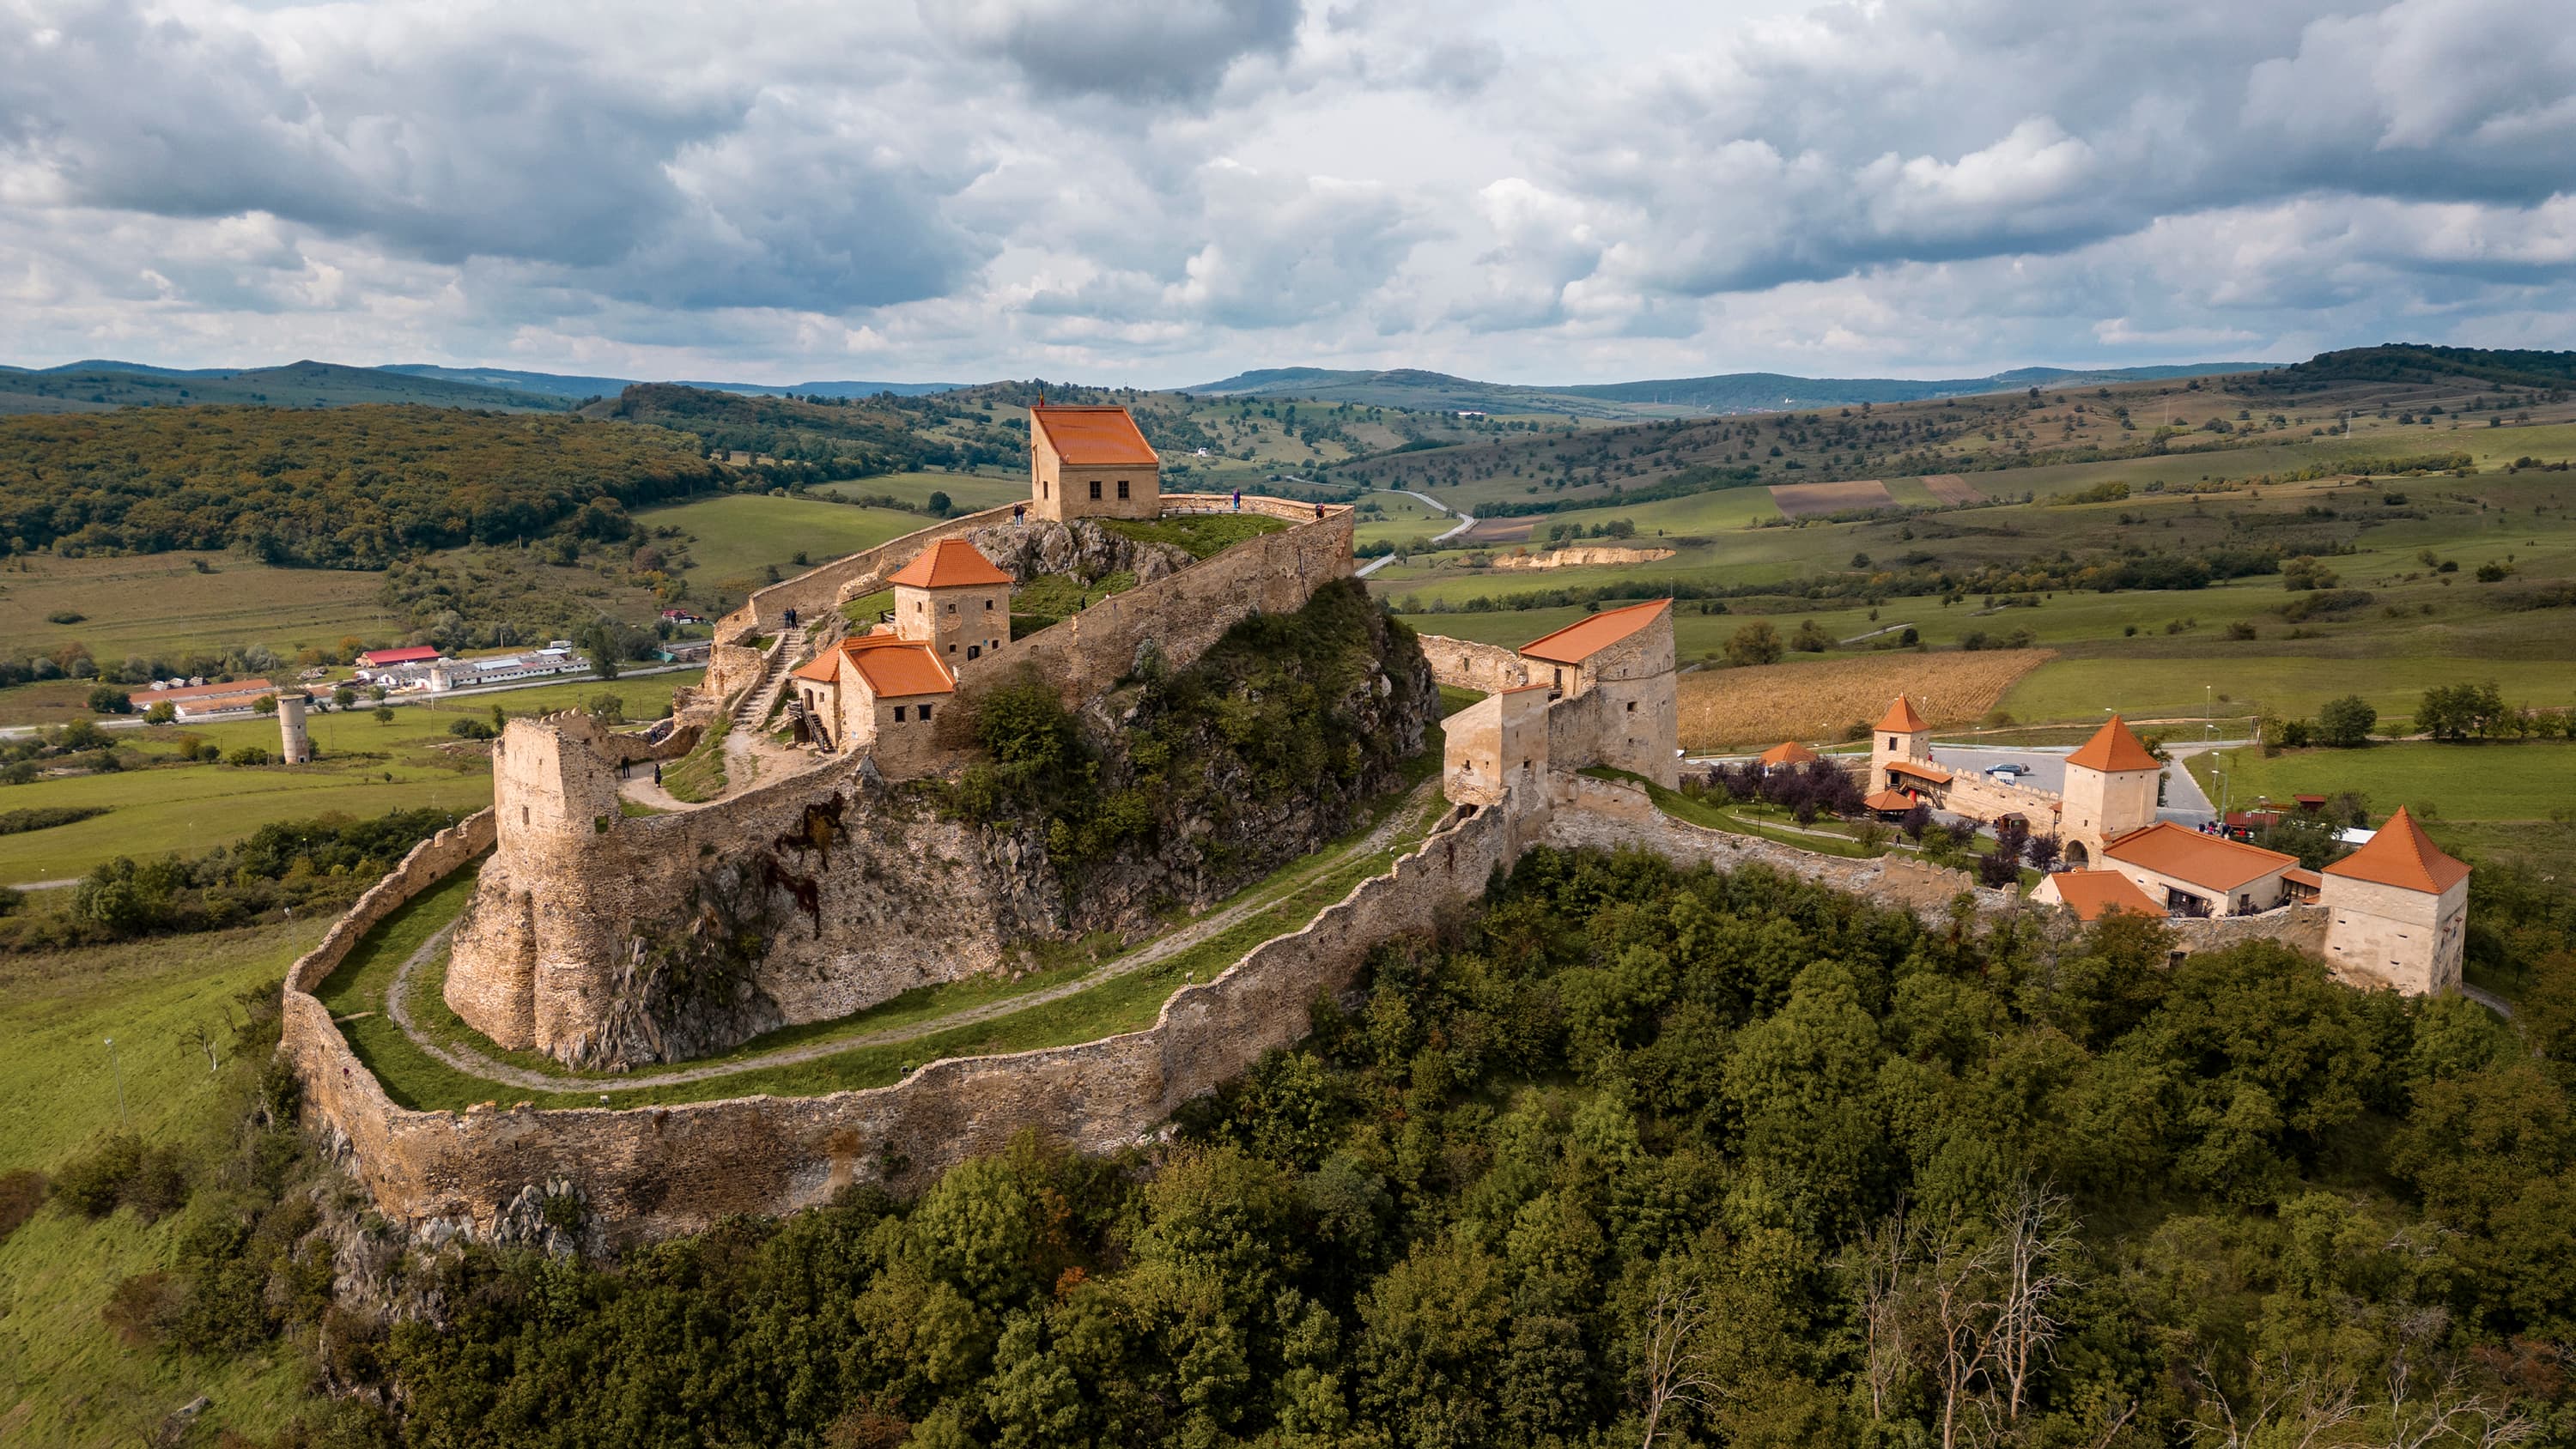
(1920, 474, 1983, 506)
(1460, 517, 1535, 543)
(1770, 479, 1894, 517)
(1680, 648, 2057, 750)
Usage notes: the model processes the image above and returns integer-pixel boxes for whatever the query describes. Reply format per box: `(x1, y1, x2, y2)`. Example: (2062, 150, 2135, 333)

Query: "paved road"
(1354, 490, 1475, 578)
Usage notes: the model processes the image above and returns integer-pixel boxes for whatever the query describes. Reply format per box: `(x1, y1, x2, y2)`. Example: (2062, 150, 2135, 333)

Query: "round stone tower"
(276, 692, 313, 764)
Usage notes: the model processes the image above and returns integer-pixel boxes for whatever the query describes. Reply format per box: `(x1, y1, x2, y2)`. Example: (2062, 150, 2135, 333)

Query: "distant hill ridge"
(1184, 361, 2280, 416)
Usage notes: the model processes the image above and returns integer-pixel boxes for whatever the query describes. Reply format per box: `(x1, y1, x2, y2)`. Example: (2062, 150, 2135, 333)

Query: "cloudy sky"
(3, 0, 2571, 386)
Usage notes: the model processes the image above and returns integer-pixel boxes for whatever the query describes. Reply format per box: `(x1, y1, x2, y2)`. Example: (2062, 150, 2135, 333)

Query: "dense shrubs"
(0, 807, 460, 949)
(957, 579, 1427, 873)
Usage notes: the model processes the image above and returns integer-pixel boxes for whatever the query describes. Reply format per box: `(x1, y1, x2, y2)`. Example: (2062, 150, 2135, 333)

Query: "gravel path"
(384, 779, 1447, 1096)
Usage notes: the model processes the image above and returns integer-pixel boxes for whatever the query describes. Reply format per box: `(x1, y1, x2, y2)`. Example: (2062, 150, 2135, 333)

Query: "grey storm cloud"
(0, 0, 2567, 381)
(922, 0, 1305, 101)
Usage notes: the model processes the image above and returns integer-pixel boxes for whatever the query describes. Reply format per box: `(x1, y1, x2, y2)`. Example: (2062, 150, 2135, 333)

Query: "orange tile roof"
(1889, 759, 1953, 784)
(2322, 807, 2470, 894)
(2047, 870, 2164, 921)
(1877, 695, 1928, 732)
(887, 537, 1013, 590)
(791, 652, 842, 683)
(1759, 740, 1820, 767)
(1030, 404, 1158, 466)
(1863, 788, 1917, 811)
(841, 636, 954, 699)
(2065, 714, 2160, 773)
(2102, 822, 2297, 892)
(1517, 599, 1671, 664)
(2283, 867, 2323, 888)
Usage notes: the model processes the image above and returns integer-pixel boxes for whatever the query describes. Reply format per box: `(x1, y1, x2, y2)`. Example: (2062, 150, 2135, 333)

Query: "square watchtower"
(1030, 403, 1159, 522)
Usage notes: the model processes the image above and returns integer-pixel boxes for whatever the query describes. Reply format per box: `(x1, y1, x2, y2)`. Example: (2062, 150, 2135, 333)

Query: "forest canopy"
(0, 405, 726, 567)
(145, 845, 2574, 1449)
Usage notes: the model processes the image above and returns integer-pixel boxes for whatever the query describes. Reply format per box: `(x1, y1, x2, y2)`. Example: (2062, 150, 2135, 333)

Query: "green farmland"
(0, 670, 700, 886)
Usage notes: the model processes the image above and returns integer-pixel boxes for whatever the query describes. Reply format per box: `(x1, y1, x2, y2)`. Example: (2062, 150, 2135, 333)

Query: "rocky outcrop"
(966, 518, 1195, 588)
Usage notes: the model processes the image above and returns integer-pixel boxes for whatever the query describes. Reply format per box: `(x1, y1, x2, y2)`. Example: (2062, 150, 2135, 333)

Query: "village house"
(791, 634, 955, 773)
(1756, 739, 1820, 771)
(426, 646, 589, 693)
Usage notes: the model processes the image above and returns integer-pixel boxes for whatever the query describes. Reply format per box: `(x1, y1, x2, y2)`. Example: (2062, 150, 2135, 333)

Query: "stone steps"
(732, 627, 805, 730)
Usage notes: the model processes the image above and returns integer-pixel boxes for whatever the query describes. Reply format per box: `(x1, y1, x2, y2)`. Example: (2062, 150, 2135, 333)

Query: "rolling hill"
(0, 360, 568, 415)
(381, 364, 965, 402)
(1186, 361, 2276, 417)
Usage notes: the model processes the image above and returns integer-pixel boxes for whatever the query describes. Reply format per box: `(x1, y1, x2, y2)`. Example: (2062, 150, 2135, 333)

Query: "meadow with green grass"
(0, 918, 328, 1446)
(630, 494, 927, 594)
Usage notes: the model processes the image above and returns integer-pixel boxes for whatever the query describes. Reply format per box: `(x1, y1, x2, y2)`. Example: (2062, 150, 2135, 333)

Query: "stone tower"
(2058, 714, 2161, 864)
(276, 692, 312, 764)
(1870, 695, 1931, 785)
(887, 537, 1013, 668)
(1029, 403, 1160, 522)
(445, 713, 629, 1056)
(2320, 807, 2470, 994)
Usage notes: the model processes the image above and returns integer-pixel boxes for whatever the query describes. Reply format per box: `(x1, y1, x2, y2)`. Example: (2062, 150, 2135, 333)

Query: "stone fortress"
(276, 403, 2473, 1247)
(1867, 695, 2468, 993)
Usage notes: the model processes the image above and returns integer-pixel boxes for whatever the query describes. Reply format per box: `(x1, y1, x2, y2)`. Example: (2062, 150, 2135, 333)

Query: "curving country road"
(1355, 490, 1475, 577)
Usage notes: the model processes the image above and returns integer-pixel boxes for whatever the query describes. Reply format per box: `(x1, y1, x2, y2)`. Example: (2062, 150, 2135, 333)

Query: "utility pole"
(104, 1037, 127, 1127)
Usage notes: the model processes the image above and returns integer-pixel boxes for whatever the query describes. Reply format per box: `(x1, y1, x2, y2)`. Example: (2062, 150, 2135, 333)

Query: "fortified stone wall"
(720, 504, 1024, 641)
(1540, 773, 2010, 925)
(937, 505, 1355, 731)
(284, 798, 1521, 1246)
(2167, 904, 2331, 960)
(1417, 634, 1533, 694)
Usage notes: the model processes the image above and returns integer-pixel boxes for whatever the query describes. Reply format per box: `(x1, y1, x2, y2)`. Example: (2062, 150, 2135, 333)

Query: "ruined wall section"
(288, 799, 1519, 1246)
(1415, 634, 1532, 695)
(447, 742, 1064, 1068)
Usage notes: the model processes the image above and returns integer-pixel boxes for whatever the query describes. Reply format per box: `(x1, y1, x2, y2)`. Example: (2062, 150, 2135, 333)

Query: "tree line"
(0, 405, 726, 567)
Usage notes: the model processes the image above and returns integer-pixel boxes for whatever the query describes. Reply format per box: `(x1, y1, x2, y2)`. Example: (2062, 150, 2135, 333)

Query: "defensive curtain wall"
(285, 707, 2340, 1246)
(448, 499, 1361, 1071)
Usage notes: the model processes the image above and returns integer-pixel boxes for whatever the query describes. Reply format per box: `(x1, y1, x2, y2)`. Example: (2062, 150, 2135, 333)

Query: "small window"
(1042, 480, 1049, 498)
(1117, 480, 1130, 500)
(1089, 480, 1102, 500)
(920, 703, 933, 719)
(1552, 667, 1563, 688)
(946, 643, 956, 653)
(893, 705, 907, 722)
(1626, 700, 1636, 712)
(967, 645, 980, 660)
(984, 598, 993, 609)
